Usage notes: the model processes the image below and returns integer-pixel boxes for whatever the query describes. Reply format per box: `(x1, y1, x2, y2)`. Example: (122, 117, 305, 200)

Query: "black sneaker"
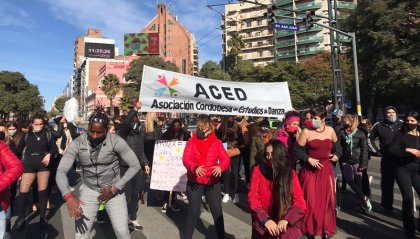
(161, 202, 168, 213)
(96, 213, 106, 224)
(40, 217, 48, 230)
(169, 204, 181, 212)
(16, 218, 26, 231)
(5, 220, 11, 232)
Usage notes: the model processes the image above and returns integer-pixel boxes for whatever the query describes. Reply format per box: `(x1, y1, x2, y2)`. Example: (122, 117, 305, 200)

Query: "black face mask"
(88, 135, 106, 148)
(0, 131, 5, 141)
(235, 117, 242, 123)
(114, 124, 121, 131)
(343, 123, 351, 130)
(197, 129, 208, 139)
(406, 123, 418, 131)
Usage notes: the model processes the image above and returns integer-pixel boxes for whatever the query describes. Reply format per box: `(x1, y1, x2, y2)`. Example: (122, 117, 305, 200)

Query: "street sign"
(271, 23, 300, 31)
(344, 101, 352, 108)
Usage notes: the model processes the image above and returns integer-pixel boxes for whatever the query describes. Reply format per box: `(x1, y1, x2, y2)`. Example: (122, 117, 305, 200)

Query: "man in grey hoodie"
(56, 108, 140, 239)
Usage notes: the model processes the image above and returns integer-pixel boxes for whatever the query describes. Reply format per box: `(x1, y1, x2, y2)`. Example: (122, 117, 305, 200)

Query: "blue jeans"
(0, 207, 6, 239)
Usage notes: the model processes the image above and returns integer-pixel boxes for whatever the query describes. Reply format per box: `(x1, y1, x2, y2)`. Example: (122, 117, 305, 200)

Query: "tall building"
(139, 3, 199, 75)
(222, 0, 355, 65)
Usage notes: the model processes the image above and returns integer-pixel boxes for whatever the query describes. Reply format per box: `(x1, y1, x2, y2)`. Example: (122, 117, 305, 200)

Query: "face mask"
(406, 123, 418, 131)
(285, 125, 299, 134)
(33, 128, 42, 133)
(173, 127, 181, 132)
(88, 135, 106, 148)
(343, 123, 351, 130)
(260, 128, 269, 134)
(227, 121, 234, 127)
(114, 124, 121, 131)
(212, 121, 219, 127)
(8, 130, 17, 136)
(197, 129, 208, 139)
(387, 115, 397, 123)
(311, 119, 322, 129)
(305, 120, 312, 129)
(235, 117, 242, 123)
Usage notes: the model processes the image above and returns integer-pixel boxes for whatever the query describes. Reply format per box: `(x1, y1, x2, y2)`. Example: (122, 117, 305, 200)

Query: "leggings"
(184, 182, 225, 239)
(341, 162, 365, 201)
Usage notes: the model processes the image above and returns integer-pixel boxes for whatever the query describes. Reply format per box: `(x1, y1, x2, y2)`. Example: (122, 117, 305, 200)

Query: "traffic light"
(303, 10, 315, 31)
(263, 5, 277, 25)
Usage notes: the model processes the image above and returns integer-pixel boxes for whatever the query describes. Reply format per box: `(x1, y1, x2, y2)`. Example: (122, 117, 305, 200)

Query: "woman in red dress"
(294, 106, 338, 239)
(248, 139, 306, 239)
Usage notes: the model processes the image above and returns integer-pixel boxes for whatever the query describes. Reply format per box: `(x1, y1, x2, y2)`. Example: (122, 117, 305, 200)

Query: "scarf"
(192, 131, 218, 166)
(345, 129, 357, 155)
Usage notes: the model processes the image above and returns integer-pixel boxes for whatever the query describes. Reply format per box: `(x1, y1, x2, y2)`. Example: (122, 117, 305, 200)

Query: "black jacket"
(389, 131, 420, 166)
(118, 109, 148, 167)
(368, 120, 402, 156)
(335, 129, 369, 168)
(161, 128, 191, 141)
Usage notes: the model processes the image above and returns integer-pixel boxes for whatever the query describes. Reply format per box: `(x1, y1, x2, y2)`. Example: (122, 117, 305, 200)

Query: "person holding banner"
(160, 118, 191, 213)
(182, 117, 230, 239)
(248, 139, 306, 239)
(117, 98, 150, 231)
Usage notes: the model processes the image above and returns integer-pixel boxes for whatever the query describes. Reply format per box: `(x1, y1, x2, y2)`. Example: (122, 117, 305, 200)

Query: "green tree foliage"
(199, 61, 231, 81)
(101, 74, 121, 117)
(344, 0, 420, 114)
(119, 83, 139, 114)
(53, 97, 70, 113)
(0, 71, 43, 119)
(227, 32, 245, 65)
(124, 56, 179, 88)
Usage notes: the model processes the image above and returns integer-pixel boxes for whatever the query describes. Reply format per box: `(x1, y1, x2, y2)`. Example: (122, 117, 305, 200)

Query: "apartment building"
(222, 0, 355, 65)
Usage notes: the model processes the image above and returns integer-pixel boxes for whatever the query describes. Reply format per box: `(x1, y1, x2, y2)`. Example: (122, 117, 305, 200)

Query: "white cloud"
(0, 1, 33, 28)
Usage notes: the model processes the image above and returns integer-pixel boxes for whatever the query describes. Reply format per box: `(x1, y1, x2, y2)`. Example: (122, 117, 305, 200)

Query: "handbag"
(227, 147, 241, 157)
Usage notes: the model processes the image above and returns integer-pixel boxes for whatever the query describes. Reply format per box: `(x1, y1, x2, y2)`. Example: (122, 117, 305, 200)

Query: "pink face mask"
(286, 125, 299, 134)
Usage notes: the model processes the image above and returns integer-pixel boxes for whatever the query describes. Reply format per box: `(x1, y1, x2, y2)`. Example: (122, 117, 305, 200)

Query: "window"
(168, 20, 174, 25)
(247, 43, 252, 48)
(255, 31, 261, 36)
(257, 19, 262, 26)
(259, 51, 263, 57)
(149, 24, 156, 31)
(246, 22, 252, 28)
(257, 41, 263, 46)
(182, 59, 187, 74)
(167, 50, 171, 55)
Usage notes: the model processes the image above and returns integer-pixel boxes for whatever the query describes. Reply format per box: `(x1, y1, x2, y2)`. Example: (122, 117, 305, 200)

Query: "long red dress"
(300, 139, 336, 237)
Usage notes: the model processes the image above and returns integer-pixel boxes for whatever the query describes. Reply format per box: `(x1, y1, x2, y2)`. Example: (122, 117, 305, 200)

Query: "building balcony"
(240, 12, 265, 21)
(241, 24, 267, 31)
(275, 35, 324, 49)
(275, 0, 293, 6)
(275, 47, 323, 59)
(334, 35, 352, 43)
(248, 55, 275, 60)
(241, 33, 273, 40)
(242, 43, 274, 51)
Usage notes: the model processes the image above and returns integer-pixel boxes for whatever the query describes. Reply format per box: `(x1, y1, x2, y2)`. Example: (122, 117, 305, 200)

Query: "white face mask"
(33, 128, 42, 133)
(311, 119, 322, 129)
(8, 130, 17, 136)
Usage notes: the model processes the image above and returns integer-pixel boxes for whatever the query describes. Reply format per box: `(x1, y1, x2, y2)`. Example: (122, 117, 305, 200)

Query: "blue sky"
(0, 0, 225, 110)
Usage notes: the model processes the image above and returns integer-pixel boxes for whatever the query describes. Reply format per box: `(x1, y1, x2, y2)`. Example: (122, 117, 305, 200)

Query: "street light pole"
(351, 33, 361, 116)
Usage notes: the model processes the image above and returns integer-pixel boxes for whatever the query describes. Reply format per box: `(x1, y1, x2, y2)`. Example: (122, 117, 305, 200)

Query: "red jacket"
(0, 141, 23, 211)
(183, 132, 230, 185)
(248, 163, 306, 239)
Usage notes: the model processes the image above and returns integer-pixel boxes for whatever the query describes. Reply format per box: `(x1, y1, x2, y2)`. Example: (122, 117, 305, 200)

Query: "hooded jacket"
(368, 106, 402, 156)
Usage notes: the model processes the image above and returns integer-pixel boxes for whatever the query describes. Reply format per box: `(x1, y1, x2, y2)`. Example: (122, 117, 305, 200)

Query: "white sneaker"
(129, 220, 143, 231)
(232, 194, 240, 204)
(222, 194, 231, 203)
(201, 196, 206, 204)
(369, 176, 373, 185)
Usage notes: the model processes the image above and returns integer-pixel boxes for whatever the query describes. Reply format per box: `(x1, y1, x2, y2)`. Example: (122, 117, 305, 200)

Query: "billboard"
(124, 33, 159, 55)
(84, 42, 115, 59)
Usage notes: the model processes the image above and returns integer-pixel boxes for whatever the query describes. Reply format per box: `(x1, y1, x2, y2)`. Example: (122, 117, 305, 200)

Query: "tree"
(53, 97, 70, 113)
(344, 0, 420, 117)
(199, 61, 231, 81)
(227, 32, 245, 66)
(124, 56, 179, 89)
(101, 74, 121, 117)
(0, 71, 43, 120)
(119, 83, 139, 114)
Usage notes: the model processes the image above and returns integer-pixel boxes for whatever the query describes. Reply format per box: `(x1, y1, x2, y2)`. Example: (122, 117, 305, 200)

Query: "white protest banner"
(150, 140, 188, 192)
(140, 65, 293, 117)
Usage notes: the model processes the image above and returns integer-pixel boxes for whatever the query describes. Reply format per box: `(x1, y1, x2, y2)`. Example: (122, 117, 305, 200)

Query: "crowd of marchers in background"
(0, 101, 418, 239)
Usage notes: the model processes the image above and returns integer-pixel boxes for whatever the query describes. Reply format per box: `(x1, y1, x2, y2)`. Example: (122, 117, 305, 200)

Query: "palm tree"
(101, 74, 120, 117)
(227, 32, 245, 66)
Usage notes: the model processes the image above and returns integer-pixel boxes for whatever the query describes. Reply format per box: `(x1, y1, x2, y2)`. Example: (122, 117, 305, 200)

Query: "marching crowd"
(0, 99, 418, 239)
